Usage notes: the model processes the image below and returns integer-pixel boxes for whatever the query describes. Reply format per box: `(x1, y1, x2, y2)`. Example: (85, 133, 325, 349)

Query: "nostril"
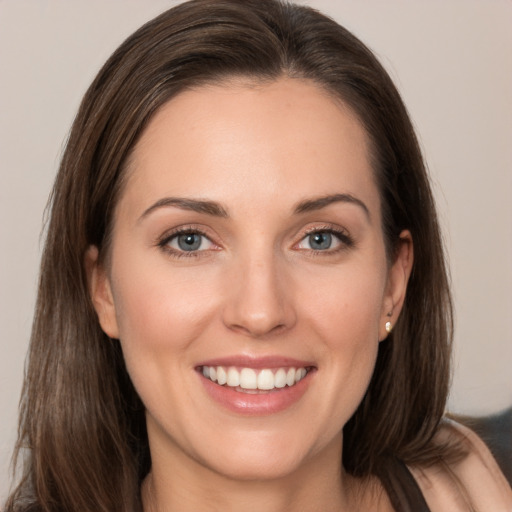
(227, 320, 287, 338)
(221, 266, 297, 336)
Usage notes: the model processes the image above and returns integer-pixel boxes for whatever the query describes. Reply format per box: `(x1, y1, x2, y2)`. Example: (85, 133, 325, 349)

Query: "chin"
(205, 450, 309, 482)
(192, 427, 328, 482)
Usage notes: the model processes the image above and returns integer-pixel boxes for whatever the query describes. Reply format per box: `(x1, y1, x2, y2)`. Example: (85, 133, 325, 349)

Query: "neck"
(141, 442, 392, 512)
(142, 438, 354, 512)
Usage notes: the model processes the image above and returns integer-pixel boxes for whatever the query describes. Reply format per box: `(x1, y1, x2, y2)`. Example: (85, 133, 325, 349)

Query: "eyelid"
(155, 222, 354, 259)
(293, 224, 354, 252)
(167, 232, 215, 252)
(156, 224, 221, 258)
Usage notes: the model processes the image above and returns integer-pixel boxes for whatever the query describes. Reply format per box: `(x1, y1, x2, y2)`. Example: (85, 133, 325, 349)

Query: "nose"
(222, 253, 296, 338)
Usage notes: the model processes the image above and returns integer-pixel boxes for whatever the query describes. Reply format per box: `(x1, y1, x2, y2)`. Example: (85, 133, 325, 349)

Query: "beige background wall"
(1, 0, 511, 500)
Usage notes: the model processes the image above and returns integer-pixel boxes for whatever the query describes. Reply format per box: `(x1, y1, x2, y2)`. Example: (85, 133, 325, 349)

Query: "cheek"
(109, 253, 221, 368)
(296, 260, 385, 420)
(299, 258, 386, 342)
(109, 259, 226, 433)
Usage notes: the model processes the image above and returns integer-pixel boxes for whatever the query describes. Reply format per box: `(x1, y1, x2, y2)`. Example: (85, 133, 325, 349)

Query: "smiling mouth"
(200, 366, 312, 393)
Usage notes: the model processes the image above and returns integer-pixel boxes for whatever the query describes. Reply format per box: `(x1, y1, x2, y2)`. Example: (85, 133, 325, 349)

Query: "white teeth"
(240, 368, 257, 389)
(274, 368, 287, 388)
(216, 366, 227, 385)
(203, 365, 309, 391)
(295, 368, 307, 382)
(227, 367, 240, 387)
(257, 369, 274, 390)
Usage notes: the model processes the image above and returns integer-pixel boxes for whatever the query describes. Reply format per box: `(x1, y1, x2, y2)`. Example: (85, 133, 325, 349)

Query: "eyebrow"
(294, 193, 370, 219)
(139, 197, 229, 221)
(139, 192, 370, 222)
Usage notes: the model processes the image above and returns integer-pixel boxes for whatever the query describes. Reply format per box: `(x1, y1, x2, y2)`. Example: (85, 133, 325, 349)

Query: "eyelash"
(157, 226, 216, 259)
(157, 224, 354, 259)
(298, 225, 355, 254)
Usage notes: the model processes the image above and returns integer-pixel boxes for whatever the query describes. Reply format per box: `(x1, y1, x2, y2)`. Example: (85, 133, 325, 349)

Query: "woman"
(5, 0, 511, 510)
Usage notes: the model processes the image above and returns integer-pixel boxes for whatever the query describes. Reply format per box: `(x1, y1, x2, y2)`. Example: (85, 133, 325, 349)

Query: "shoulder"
(408, 419, 512, 512)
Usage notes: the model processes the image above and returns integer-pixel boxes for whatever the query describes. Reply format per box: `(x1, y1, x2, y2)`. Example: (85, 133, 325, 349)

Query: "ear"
(84, 245, 119, 339)
(379, 230, 413, 341)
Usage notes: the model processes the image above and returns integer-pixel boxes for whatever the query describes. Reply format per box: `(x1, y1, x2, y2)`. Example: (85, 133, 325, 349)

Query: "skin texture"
(88, 78, 413, 511)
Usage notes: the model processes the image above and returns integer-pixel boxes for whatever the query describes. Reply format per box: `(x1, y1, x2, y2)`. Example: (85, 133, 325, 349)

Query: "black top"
(380, 458, 431, 512)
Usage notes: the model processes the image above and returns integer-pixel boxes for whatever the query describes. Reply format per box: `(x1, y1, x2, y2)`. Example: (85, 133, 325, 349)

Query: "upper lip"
(196, 355, 315, 370)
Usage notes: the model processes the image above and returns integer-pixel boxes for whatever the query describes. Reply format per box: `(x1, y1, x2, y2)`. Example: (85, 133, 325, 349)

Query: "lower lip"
(198, 371, 313, 416)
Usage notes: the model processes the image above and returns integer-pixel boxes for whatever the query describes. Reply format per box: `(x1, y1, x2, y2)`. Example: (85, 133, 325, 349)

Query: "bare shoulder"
(408, 419, 512, 512)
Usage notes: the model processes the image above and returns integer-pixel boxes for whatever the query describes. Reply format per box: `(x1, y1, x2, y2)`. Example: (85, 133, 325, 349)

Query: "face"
(90, 78, 411, 483)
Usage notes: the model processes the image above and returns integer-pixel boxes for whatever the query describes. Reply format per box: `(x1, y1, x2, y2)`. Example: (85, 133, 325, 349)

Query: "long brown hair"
(6, 0, 453, 510)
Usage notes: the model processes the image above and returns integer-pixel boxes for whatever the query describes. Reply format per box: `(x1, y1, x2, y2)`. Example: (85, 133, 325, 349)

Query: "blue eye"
(164, 231, 214, 253)
(297, 229, 351, 252)
(308, 232, 333, 250)
(176, 233, 203, 251)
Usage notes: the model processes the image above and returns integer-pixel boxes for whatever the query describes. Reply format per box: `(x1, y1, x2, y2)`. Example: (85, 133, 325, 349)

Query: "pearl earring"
(385, 321, 392, 333)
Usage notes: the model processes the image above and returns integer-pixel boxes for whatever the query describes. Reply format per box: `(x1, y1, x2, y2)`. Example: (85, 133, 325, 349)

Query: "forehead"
(120, 77, 379, 220)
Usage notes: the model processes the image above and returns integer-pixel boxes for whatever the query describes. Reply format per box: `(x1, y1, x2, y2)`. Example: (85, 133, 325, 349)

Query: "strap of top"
(379, 458, 431, 512)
